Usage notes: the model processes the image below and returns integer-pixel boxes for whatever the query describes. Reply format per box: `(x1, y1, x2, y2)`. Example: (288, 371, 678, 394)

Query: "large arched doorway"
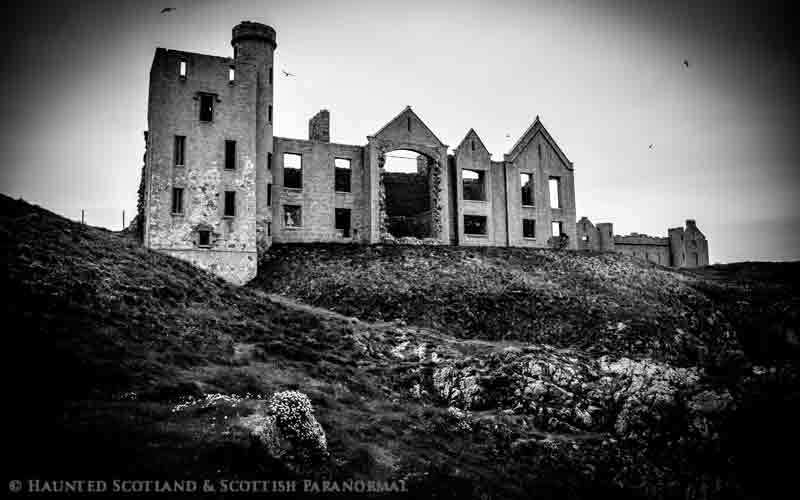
(381, 149, 433, 238)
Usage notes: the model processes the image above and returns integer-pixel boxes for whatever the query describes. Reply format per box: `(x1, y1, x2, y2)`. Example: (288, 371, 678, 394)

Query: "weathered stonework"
(141, 21, 708, 283)
(577, 217, 709, 268)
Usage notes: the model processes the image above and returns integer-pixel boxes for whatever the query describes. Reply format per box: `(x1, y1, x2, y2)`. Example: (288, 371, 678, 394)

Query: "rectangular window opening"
(521, 173, 534, 206)
(335, 158, 352, 193)
(462, 169, 486, 201)
(284, 205, 302, 228)
(268, 104, 273, 124)
(224, 191, 236, 217)
(549, 177, 561, 209)
(179, 60, 187, 78)
(198, 230, 211, 247)
(267, 183, 272, 206)
(267, 222, 271, 237)
(199, 94, 214, 122)
(523, 219, 536, 238)
(283, 153, 302, 189)
(224, 140, 236, 170)
(269, 66, 273, 85)
(551, 221, 563, 237)
(267, 152, 273, 170)
(174, 135, 186, 166)
(464, 215, 487, 236)
(335, 208, 351, 237)
(229, 66, 235, 83)
(171, 187, 184, 215)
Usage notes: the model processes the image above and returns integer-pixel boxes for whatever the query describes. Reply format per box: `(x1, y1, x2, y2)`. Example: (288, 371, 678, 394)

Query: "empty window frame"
(224, 140, 236, 170)
(284, 205, 302, 228)
(174, 135, 186, 166)
(551, 221, 563, 237)
(269, 66, 273, 85)
(171, 187, 184, 215)
(229, 66, 235, 83)
(267, 222, 271, 236)
(335, 208, 351, 237)
(549, 177, 561, 208)
(462, 169, 486, 201)
(334, 158, 351, 192)
(198, 229, 211, 247)
(267, 183, 272, 206)
(223, 191, 236, 217)
(199, 94, 214, 122)
(521, 173, 534, 206)
(464, 215, 488, 236)
(268, 104, 273, 124)
(283, 153, 302, 189)
(523, 219, 536, 238)
(267, 152, 273, 170)
(179, 59, 187, 78)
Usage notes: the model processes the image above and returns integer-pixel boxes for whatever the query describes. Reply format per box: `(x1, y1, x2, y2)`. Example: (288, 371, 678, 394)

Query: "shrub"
(268, 390, 327, 456)
(547, 234, 570, 250)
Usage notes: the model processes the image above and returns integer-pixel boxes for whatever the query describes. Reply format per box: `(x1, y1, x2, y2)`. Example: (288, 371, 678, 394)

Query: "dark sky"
(1, 0, 798, 262)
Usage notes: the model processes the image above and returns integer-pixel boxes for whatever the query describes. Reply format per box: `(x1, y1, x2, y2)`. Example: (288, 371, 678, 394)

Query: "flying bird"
(648, 144, 654, 149)
(282, 70, 295, 77)
(683, 59, 689, 68)
(505, 134, 512, 138)
(160, 7, 176, 14)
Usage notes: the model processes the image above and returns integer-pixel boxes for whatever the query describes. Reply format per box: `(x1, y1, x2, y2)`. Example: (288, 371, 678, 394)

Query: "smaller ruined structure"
(577, 218, 709, 268)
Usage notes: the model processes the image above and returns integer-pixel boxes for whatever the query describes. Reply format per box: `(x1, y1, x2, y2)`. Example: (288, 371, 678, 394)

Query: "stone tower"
(142, 21, 276, 284)
(232, 21, 277, 254)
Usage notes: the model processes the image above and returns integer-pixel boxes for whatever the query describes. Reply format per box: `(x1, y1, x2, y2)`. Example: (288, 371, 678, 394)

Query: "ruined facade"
(577, 217, 709, 268)
(141, 21, 704, 284)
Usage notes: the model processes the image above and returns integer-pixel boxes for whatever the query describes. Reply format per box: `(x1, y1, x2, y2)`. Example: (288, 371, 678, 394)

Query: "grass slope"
(3, 196, 799, 499)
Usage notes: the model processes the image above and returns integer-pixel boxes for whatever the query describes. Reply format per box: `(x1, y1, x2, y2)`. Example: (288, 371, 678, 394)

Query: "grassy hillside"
(255, 244, 798, 366)
(4, 195, 799, 499)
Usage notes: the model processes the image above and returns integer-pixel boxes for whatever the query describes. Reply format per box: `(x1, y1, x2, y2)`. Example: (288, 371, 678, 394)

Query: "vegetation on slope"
(3, 197, 799, 499)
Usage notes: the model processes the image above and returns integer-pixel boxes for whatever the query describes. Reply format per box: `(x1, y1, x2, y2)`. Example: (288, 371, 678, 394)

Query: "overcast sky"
(1, 0, 798, 263)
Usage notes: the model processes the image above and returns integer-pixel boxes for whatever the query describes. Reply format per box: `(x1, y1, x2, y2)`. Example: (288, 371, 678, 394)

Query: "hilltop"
(3, 194, 798, 499)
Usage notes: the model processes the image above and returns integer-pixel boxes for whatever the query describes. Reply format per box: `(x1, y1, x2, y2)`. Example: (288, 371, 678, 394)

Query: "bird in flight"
(683, 59, 689, 68)
(161, 7, 176, 14)
(648, 144, 654, 149)
(282, 70, 295, 77)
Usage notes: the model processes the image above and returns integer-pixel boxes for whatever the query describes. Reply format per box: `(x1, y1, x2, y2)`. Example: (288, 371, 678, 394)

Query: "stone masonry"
(577, 217, 709, 268)
(141, 21, 708, 283)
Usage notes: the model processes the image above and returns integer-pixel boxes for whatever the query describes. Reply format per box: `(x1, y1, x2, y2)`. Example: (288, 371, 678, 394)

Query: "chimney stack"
(309, 109, 330, 142)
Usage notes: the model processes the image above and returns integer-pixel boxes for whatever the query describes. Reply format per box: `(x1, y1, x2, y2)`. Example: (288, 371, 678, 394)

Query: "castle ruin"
(140, 21, 708, 284)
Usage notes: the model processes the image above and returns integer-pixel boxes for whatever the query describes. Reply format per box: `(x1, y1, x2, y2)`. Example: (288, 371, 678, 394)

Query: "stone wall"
(144, 47, 260, 284)
(272, 137, 367, 243)
(578, 217, 708, 268)
(505, 128, 577, 249)
(615, 234, 671, 266)
(453, 130, 496, 247)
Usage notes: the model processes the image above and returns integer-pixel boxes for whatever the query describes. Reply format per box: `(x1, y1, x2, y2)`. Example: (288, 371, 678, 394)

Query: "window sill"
(522, 204, 535, 208)
(335, 190, 352, 194)
(171, 212, 184, 217)
(464, 199, 488, 203)
(465, 233, 488, 238)
(174, 164, 185, 168)
(222, 215, 236, 219)
(523, 237, 537, 240)
(283, 187, 303, 192)
(284, 226, 303, 230)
